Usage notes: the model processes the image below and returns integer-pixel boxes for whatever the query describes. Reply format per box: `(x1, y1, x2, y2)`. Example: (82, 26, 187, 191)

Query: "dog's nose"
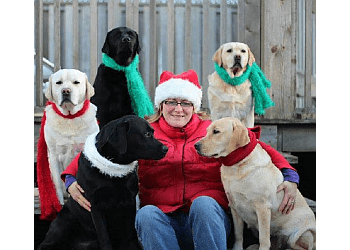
(62, 88, 71, 95)
(194, 143, 201, 152)
(234, 55, 241, 61)
(122, 36, 131, 43)
(161, 145, 168, 154)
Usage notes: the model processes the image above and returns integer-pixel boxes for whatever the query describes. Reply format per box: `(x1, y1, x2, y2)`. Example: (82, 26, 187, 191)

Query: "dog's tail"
(36, 108, 62, 221)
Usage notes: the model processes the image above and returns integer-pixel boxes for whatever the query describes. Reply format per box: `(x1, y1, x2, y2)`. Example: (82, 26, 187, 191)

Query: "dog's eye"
(145, 132, 152, 138)
(73, 81, 80, 84)
(213, 129, 220, 134)
(227, 49, 232, 53)
(241, 49, 246, 53)
(56, 81, 62, 85)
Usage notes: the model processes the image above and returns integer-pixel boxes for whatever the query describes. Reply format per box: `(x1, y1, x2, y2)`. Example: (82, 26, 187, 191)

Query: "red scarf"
(36, 100, 90, 220)
(219, 126, 261, 166)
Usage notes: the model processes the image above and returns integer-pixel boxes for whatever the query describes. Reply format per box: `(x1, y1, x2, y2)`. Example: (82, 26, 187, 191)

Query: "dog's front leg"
(48, 152, 65, 205)
(91, 207, 113, 250)
(231, 207, 244, 250)
(254, 202, 271, 250)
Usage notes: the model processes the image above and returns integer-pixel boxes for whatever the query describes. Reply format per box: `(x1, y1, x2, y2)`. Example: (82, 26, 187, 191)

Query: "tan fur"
(44, 69, 99, 204)
(208, 42, 255, 127)
(196, 117, 316, 250)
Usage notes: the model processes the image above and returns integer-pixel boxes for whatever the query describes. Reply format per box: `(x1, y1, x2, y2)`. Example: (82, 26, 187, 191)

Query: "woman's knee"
(135, 205, 166, 229)
(190, 196, 221, 215)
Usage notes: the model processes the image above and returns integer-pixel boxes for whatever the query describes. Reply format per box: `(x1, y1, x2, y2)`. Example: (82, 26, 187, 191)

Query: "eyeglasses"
(163, 100, 193, 108)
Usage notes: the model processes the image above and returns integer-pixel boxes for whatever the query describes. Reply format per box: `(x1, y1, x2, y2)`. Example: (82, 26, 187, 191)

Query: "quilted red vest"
(138, 114, 229, 213)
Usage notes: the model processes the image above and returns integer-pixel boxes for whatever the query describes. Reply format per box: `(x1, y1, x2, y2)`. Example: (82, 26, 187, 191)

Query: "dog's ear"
(45, 75, 54, 101)
(135, 32, 141, 54)
(100, 121, 129, 155)
(84, 74, 95, 100)
(102, 33, 110, 55)
(247, 46, 256, 67)
(213, 45, 223, 67)
(229, 118, 250, 151)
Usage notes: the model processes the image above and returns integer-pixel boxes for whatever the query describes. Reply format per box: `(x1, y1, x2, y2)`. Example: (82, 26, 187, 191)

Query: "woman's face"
(162, 98, 194, 128)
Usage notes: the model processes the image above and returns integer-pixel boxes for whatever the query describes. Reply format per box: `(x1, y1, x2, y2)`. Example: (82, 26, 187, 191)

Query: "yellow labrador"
(44, 69, 99, 204)
(195, 117, 316, 250)
(208, 42, 256, 127)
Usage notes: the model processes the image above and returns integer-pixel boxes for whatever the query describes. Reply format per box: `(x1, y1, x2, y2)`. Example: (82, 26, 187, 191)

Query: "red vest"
(138, 115, 229, 213)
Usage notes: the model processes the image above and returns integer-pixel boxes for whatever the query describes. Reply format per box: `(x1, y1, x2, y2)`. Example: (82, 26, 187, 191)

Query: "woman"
(62, 70, 299, 250)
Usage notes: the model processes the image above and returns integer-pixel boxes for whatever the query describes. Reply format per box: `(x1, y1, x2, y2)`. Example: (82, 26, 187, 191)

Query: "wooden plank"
(184, 0, 191, 70)
(304, 0, 313, 113)
(133, 0, 139, 33)
(90, 0, 98, 83)
(220, 0, 227, 45)
(149, 0, 157, 101)
(282, 125, 316, 152)
(238, 0, 261, 65)
(259, 125, 278, 149)
(54, 0, 61, 72)
(201, 0, 210, 109)
(108, 0, 115, 31)
(260, 0, 294, 120)
(167, 0, 175, 72)
(35, 0, 44, 107)
(73, 0, 79, 69)
(126, 0, 133, 29)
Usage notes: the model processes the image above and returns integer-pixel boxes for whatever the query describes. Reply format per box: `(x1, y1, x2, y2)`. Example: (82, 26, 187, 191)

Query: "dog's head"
(213, 42, 255, 78)
(195, 117, 250, 158)
(102, 27, 141, 67)
(96, 115, 168, 164)
(45, 69, 94, 114)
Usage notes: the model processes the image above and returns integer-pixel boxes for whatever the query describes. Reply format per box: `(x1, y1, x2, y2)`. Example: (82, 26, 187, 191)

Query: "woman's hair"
(145, 102, 211, 123)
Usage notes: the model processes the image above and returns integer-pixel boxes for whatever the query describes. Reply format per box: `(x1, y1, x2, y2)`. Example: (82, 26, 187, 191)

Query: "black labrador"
(91, 27, 142, 128)
(38, 115, 168, 250)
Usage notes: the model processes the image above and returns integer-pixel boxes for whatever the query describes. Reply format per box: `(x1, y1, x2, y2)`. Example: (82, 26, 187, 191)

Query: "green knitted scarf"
(102, 53, 154, 118)
(214, 62, 275, 115)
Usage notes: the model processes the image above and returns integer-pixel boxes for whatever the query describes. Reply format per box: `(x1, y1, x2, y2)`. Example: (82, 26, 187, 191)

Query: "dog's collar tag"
(83, 132, 137, 177)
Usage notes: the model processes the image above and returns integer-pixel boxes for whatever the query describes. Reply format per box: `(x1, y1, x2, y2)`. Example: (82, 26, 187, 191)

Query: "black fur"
(91, 27, 142, 129)
(38, 116, 168, 250)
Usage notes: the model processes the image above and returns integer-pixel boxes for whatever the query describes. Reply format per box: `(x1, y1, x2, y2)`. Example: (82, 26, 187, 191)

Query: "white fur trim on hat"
(154, 78, 202, 112)
(83, 132, 137, 177)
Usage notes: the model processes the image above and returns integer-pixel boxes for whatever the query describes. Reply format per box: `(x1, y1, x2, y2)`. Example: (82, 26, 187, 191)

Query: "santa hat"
(154, 69, 202, 112)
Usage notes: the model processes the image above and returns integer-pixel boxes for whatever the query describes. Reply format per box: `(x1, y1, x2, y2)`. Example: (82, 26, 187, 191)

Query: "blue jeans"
(135, 196, 231, 250)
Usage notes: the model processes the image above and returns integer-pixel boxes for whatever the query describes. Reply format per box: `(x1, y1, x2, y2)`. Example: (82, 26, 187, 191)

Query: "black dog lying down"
(38, 116, 168, 250)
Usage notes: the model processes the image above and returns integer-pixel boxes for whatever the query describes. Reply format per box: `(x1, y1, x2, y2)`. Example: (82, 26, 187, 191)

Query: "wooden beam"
(54, 0, 61, 72)
(149, 0, 157, 100)
(90, 0, 98, 84)
(185, 0, 191, 70)
(167, 0, 175, 72)
(72, 0, 79, 69)
(35, 0, 44, 107)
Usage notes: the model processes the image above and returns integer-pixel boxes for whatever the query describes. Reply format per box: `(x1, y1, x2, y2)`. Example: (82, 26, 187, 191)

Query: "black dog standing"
(38, 116, 168, 250)
(91, 27, 141, 128)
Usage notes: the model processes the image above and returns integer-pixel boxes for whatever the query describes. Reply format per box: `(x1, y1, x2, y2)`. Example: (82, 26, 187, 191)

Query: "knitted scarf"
(36, 100, 90, 220)
(102, 53, 154, 118)
(214, 62, 275, 115)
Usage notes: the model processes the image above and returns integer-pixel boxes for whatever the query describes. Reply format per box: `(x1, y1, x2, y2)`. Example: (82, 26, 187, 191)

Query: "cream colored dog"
(208, 42, 256, 127)
(44, 69, 99, 204)
(195, 117, 316, 250)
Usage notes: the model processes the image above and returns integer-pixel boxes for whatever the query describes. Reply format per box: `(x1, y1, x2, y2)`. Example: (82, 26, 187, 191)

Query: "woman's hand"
(277, 181, 298, 215)
(68, 181, 91, 212)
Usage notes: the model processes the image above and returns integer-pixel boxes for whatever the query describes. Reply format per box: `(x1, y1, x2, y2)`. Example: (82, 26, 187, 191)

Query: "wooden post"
(185, 0, 191, 70)
(167, 0, 175, 72)
(260, 0, 296, 120)
(54, 0, 61, 72)
(90, 0, 98, 84)
(73, 0, 79, 69)
(35, 0, 44, 107)
(202, 0, 210, 109)
(149, 0, 157, 101)
(220, 0, 227, 45)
